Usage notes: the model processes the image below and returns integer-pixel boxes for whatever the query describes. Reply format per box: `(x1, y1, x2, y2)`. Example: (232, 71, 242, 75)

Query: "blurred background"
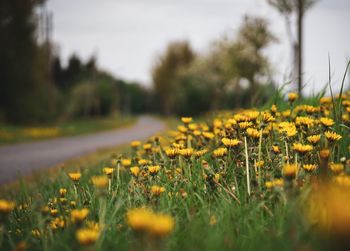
(1, 0, 350, 126)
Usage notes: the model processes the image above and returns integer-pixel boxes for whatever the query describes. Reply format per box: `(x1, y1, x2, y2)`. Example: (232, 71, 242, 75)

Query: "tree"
(267, 0, 317, 95)
(152, 41, 195, 115)
(223, 16, 276, 99)
(0, 0, 49, 123)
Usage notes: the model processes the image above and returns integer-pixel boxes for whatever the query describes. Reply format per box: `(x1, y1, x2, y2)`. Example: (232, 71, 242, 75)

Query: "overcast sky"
(47, 0, 350, 94)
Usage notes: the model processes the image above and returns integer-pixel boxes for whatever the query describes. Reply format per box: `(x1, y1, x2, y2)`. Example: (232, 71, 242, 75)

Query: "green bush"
(67, 82, 117, 118)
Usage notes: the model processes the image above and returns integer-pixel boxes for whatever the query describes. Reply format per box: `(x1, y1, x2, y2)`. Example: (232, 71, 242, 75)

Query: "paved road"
(0, 116, 165, 184)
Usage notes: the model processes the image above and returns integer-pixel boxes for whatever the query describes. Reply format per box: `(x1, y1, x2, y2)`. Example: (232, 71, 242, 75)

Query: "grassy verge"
(0, 92, 350, 251)
(0, 115, 135, 145)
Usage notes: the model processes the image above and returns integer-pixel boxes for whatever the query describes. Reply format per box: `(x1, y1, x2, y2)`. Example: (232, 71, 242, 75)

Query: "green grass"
(1, 92, 350, 251)
(0, 115, 135, 145)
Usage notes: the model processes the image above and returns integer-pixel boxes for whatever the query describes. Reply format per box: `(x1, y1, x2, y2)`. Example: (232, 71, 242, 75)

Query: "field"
(1, 92, 350, 251)
(0, 115, 135, 145)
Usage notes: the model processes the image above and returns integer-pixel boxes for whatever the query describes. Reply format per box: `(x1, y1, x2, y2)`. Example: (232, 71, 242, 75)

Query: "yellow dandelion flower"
(202, 132, 215, 139)
(292, 143, 313, 154)
(283, 163, 298, 178)
(148, 213, 175, 237)
(303, 164, 318, 172)
(265, 178, 284, 188)
(121, 158, 132, 167)
(148, 165, 161, 175)
(50, 209, 58, 217)
(262, 112, 275, 123)
(329, 163, 344, 174)
(222, 138, 241, 147)
(272, 145, 281, 154)
(151, 185, 166, 196)
(325, 131, 342, 142)
(271, 104, 278, 113)
(307, 135, 321, 144)
(91, 176, 108, 189)
(130, 140, 141, 148)
(287, 92, 298, 102)
(238, 121, 253, 130)
(138, 159, 150, 166)
(71, 208, 89, 223)
(130, 166, 140, 177)
(319, 117, 335, 127)
(68, 172, 81, 182)
(102, 167, 114, 176)
(194, 149, 208, 158)
(126, 207, 154, 232)
(246, 128, 260, 139)
(181, 117, 192, 124)
(143, 144, 152, 151)
(178, 148, 193, 158)
(59, 188, 67, 197)
(177, 125, 188, 133)
(320, 97, 332, 105)
(212, 147, 227, 158)
(188, 123, 198, 130)
(0, 199, 15, 214)
(255, 161, 264, 168)
(76, 228, 100, 246)
(295, 116, 315, 128)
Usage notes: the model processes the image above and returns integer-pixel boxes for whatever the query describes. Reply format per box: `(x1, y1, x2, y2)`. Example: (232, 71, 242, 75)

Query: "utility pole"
(297, 0, 303, 96)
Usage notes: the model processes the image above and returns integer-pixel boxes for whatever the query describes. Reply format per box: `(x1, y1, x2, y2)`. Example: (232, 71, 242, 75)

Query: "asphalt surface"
(0, 116, 165, 184)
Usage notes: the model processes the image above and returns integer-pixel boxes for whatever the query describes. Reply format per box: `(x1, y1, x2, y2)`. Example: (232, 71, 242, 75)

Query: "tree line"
(0, 0, 316, 124)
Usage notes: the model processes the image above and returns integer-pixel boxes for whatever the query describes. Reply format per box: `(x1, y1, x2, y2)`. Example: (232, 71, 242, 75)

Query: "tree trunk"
(297, 0, 303, 96)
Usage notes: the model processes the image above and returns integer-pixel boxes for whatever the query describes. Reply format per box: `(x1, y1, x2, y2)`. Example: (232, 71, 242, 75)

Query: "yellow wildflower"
(283, 164, 298, 178)
(178, 148, 193, 158)
(68, 172, 81, 182)
(91, 176, 108, 189)
(246, 128, 260, 139)
(295, 116, 315, 128)
(103, 167, 114, 176)
(303, 164, 318, 172)
(149, 213, 175, 237)
(181, 117, 192, 124)
(165, 148, 178, 158)
(293, 143, 313, 154)
(212, 148, 227, 158)
(287, 92, 298, 102)
(202, 132, 215, 139)
(148, 165, 161, 175)
(151, 185, 166, 196)
(121, 158, 132, 167)
(319, 117, 335, 127)
(329, 163, 344, 174)
(221, 138, 241, 147)
(130, 140, 141, 148)
(76, 228, 100, 246)
(59, 188, 67, 197)
(238, 121, 253, 130)
(325, 131, 342, 142)
(307, 135, 321, 144)
(71, 208, 89, 223)
(143, 144, 152, 151)
(0, 199, 15, 214)
(272, 145, 281, 154)
(126, 207, 154, 232)
(130, 166, 140, 177)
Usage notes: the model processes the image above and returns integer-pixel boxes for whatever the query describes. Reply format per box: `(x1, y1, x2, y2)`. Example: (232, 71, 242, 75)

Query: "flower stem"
(244, 136, 251, 196)
(285, 141, 290, 164)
